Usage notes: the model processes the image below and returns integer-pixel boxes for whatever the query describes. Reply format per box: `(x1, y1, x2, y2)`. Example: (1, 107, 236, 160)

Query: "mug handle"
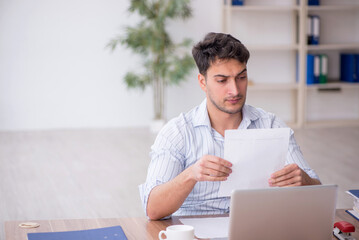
(158, 230, 167, 240)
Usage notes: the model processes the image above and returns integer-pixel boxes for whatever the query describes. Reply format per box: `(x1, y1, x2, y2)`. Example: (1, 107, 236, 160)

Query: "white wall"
(0, 0, 221, 131)
(2, 0, 357, 131)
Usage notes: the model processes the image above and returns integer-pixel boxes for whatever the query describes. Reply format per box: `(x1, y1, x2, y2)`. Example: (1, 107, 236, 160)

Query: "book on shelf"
(314, 55, 320, 83)
(346, 189, 359, 221)
(307, 54, 315, 84)
(307, 16, 312, 45)
(340, 53, 359, 83)
(307, 54, 327, 85)
(319, 54, 328, 84)
(232, 0, 244, 6)
(307, 15, 320, 45)
(299, 0, 320, 5)
(308, 0, 320, 6)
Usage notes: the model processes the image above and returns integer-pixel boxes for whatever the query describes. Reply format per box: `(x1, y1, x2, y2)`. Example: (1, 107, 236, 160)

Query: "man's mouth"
(226, 98, 240, 104)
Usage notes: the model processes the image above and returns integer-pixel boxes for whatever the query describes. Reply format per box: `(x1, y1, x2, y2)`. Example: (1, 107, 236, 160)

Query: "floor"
(1, 126, 358, 239)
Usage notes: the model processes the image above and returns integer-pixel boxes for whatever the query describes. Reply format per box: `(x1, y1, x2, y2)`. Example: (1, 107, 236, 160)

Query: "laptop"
(229, 185, 338, 240)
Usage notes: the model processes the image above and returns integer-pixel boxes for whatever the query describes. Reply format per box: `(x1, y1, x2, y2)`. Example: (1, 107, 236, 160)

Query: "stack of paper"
(218, 128, 290, 197)
(179, 217, 229, 239)
(346, 189, 359, 221)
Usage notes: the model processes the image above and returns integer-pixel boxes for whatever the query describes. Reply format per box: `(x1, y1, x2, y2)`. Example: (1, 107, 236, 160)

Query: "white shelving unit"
(222, 0, 359, 128)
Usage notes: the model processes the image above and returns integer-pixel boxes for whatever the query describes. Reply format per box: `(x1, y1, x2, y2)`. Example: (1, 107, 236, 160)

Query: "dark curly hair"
(192, 32, 250, 76)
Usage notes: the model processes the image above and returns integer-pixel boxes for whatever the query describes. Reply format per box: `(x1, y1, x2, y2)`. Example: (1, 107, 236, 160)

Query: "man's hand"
(190, 155, 232, 182)
(268, 164, 321, 187)
(146, 155, 232, 220)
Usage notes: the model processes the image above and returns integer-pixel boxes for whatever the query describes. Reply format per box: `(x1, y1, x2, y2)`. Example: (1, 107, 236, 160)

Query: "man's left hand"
(268, 164, 321, 187)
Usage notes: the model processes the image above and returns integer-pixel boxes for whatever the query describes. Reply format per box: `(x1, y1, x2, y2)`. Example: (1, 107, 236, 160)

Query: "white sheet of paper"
(218, 128, 290, 197)
(179, 217, 229, 239)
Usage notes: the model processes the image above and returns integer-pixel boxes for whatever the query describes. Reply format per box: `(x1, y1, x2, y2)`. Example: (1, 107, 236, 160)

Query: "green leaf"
(129, 0, 156, 19)
(166, 54, 195, 85)
(108, 0, 194, 91)
(106, 38, 121, 51)
(124, 72, 151, 90)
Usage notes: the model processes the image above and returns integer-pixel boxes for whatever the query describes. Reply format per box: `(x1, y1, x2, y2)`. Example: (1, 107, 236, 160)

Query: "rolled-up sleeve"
(138, 123, 186, 216)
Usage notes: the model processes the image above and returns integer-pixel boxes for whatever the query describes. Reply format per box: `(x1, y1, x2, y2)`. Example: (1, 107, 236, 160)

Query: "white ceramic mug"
(158, 224, 194, 240)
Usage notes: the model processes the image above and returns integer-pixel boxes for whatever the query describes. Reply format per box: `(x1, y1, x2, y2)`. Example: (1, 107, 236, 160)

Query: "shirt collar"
(193, 98, 211, 128)
(193, 98, 261, 129)
(239, 104, 260, 129)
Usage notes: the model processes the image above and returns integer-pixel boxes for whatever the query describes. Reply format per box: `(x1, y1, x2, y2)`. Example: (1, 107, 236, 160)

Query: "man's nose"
(228, 79, 239, 96)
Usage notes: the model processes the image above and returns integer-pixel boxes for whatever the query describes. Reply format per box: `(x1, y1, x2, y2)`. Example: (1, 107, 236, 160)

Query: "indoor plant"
(108, 0, 195, 132)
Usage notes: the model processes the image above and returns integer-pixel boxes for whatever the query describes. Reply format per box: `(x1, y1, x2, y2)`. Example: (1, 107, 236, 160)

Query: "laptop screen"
(229, 185, 337, 240)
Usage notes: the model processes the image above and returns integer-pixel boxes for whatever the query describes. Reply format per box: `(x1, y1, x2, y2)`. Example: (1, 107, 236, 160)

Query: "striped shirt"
(139, 99, 319, 217)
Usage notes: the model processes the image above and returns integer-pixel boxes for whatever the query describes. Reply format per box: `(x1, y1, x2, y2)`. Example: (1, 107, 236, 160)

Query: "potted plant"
(108, 0, 195, 132)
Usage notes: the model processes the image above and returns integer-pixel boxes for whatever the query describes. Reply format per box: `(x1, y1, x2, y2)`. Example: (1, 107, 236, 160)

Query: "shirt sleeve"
(271, 115, 320, 180)
(138, 121, 186, 217)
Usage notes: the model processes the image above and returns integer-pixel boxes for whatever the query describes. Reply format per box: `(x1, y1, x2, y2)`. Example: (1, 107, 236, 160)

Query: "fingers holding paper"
(268, 164, 319, 187)
(190, 155, 232, 182)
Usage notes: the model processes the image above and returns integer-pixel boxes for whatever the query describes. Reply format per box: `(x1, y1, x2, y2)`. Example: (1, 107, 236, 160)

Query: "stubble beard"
(208, 91, 246, 115)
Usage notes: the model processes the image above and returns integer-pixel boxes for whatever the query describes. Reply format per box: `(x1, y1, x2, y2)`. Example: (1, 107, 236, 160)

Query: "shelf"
(247, 44, 299, 51)
(306, 82, 359, 91)
(223, 0, 359, 128)
(248, 83, 298, 91)
(308, 5, 359, 11)
(225, 5, 300, 12)
(305, 119, 359, 128)
(307, 43, 359, 51)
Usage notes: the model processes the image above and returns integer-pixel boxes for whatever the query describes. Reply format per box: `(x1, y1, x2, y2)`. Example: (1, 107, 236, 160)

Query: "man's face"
(199, 58, 248, 115)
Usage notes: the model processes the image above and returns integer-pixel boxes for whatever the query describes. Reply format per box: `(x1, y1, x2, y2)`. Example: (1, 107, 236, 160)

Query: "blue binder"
(296, 53, 299, 83)
(307, 15, 320, 45)
(341, 54, 358, 83)
(347, 189, 359, 199)
(308, 0, 320, 6)
(307, 16, 312, 45)
(307, 54, 315, 85)
(232, 0, 244, 5)
(314, 55, 320, 84)
(27, 226, 128, 240)
(311, 15, 320, 45)
(346, 209, 359, 221)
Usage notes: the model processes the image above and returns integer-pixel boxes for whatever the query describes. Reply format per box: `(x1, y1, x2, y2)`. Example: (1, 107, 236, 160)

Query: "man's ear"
(198, 73, 207, 92)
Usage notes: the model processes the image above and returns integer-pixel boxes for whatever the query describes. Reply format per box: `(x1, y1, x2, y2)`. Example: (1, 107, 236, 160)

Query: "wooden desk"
(5, 210, 359, 240)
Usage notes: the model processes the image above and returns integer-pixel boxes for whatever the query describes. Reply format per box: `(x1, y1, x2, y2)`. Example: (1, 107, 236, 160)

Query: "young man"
(139, 32, 321, 220)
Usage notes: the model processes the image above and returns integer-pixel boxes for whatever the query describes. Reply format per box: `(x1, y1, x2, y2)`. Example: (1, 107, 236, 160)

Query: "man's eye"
(217, 79, 226, 83)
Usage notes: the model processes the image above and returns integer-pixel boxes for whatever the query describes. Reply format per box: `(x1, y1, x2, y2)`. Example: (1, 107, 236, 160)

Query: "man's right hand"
(190, 155, 232, 182)
(146, 155, 232, 220)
